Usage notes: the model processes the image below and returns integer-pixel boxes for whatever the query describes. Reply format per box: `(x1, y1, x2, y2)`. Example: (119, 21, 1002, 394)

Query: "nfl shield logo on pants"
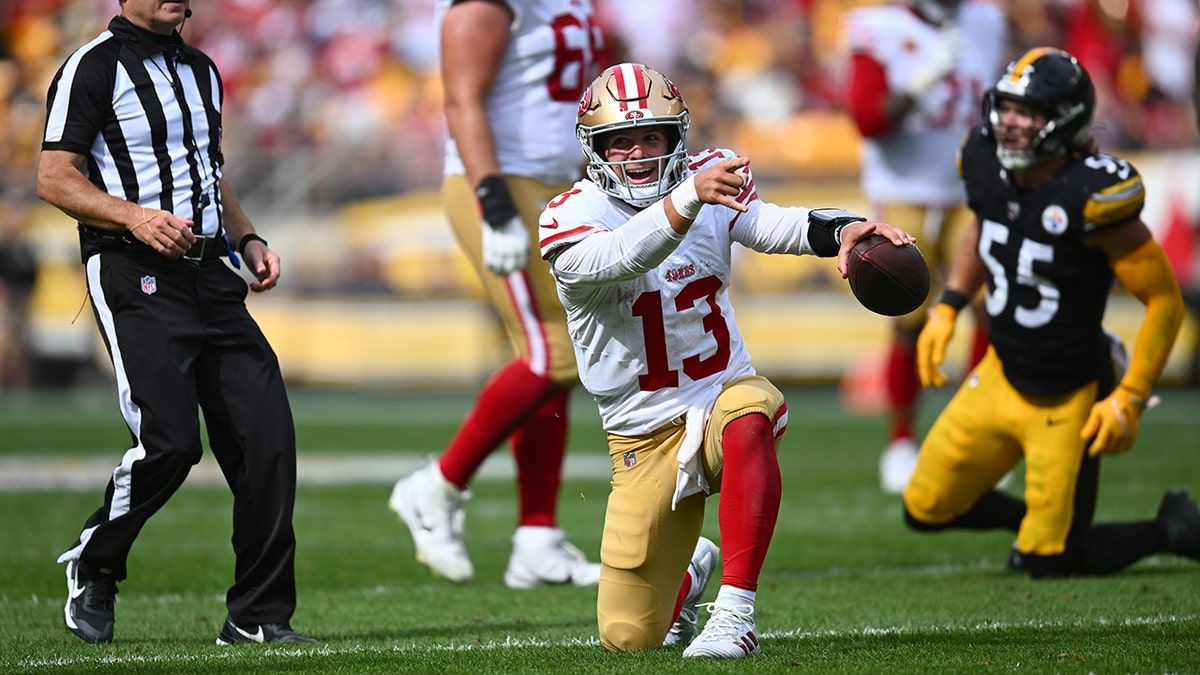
(622, 451, 636, 468)
(140, 275, 157, 295)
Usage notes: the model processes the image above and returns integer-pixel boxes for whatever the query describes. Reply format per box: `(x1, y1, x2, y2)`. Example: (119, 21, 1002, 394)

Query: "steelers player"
(907, 47, 1200, 577)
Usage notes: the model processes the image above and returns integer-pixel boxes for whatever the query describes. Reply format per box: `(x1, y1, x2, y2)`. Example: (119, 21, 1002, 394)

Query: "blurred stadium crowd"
(2, 0, 1199, 389)
(4, 0, 1198, 204)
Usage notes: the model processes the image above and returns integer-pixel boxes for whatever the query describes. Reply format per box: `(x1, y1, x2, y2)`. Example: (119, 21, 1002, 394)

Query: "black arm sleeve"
(806, 208, 866, 257)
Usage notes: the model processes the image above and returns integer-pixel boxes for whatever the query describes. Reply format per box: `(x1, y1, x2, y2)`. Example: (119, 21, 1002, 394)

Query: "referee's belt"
(79, 224, 228, 261)
(182, 235, 229, 261)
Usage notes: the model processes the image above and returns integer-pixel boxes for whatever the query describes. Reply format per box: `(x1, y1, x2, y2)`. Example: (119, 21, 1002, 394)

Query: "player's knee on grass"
(902, 477, 956, 530)
(599, 611, 663, 652)
(597, 474, 704, 651)
(903, 504, 945, 532)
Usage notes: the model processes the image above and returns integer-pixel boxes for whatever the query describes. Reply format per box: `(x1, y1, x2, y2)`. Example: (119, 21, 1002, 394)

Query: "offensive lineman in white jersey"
(538, 63, 916, 658)
(843, 0, 1006, 493)
(388, 0, 603, 587)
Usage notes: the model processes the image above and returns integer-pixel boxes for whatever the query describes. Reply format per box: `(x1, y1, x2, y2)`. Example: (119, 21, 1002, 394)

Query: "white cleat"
(682, 603, 760, 659)
(664, 536, 720, 646)
(879, 437, 919, 495)
(504, 526, 601, 589)
(387, 460, 474, 583)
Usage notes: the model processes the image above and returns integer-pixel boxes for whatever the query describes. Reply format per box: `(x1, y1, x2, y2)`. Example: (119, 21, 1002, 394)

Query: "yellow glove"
(1081, 384, 1147, 457)
(917, 303, 958, 388)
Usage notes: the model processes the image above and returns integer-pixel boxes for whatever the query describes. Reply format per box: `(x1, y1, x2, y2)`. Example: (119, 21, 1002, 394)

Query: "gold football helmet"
(576, 63, 690, 208)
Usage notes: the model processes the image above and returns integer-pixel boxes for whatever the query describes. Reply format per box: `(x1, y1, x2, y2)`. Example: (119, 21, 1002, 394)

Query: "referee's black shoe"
(64, 560, 117, 643)
(216, 615, 317, 645)
(1158, 488, 1200, 561)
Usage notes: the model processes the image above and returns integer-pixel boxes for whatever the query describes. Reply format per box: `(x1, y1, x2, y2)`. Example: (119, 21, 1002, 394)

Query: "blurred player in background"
(540, 63, 915, 658)
(387, 0, 603, 588)
(908, 47, 1199, 577)
(843, 0, 1006, 493)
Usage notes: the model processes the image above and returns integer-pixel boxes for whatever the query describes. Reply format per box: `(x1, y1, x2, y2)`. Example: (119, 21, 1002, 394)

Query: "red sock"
(718, 414, 781, 592)
(885, 338, 918, 441)
(510, 390, 569, 528)
(438, 360, 563, 487)
(968, 324, 990, 370)
(670, 568, 694, 624)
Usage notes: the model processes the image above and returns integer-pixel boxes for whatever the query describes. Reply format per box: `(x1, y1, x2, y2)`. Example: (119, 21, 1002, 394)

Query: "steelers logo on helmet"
(984, 47, 1095, 170)
(576, 63, 691, 208)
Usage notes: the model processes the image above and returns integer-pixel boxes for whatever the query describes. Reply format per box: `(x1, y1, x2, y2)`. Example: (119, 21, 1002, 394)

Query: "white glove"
(481, 215, 529, 275)
(903, 27, 962, 97)
(475, 174, 529, 275)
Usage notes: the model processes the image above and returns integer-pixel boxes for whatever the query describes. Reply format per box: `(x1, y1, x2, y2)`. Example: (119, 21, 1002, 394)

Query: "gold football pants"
(904, 348, 1099, 557)
(596, 376, 786, 651)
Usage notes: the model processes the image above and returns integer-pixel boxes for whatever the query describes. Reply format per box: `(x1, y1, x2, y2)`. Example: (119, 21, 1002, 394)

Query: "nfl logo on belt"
(141, 275, 157, 295)
(623, 451, 636, 468)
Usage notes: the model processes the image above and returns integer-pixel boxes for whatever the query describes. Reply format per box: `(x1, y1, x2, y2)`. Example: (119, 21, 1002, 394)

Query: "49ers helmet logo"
(662, 75, 682, 101)
(576, 86, 593, 118)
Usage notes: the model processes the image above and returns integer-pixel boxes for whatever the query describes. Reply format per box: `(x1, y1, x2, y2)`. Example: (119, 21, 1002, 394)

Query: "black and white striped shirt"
(42, 16, 224, 239)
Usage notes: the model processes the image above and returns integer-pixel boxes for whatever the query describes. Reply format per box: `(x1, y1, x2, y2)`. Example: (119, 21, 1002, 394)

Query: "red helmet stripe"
(612, 63, 649, 112)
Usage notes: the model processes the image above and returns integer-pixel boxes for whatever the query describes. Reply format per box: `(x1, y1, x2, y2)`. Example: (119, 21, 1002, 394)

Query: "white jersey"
(845, 0, 1006, 205)
(539, 148, 818, 501)
(539, 148, 820, 435)
(438, 0, 603, 184)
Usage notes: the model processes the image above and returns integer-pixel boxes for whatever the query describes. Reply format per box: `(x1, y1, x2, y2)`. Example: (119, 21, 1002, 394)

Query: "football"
(846, 234, 931, 316)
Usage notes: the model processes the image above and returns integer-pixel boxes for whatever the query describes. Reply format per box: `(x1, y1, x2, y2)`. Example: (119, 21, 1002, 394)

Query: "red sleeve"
(846, 52, 892, 138)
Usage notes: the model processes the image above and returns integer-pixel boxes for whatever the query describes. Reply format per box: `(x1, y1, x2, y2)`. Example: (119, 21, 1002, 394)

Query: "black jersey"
(958, 128, 1144, 396)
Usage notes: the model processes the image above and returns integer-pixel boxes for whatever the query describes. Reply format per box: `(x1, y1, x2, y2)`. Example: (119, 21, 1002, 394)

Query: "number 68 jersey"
(437, 0, 603, 184)
(958, 128, 1146, 396)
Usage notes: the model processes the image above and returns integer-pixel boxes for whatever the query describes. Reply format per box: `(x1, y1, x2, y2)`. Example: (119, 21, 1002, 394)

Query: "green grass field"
(2, 385, 1199, 673)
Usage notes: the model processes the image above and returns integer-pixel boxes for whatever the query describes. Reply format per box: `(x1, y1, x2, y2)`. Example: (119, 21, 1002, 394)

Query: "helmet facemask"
(986, 94, 1090, 170)
(576, 63, 691, 208)
(579, 122, 690, 208)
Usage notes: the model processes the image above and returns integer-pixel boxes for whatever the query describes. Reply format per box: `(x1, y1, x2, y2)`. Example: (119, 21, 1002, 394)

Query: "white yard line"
(14, 613, 1200, 670)
(0, 452, 614, 491)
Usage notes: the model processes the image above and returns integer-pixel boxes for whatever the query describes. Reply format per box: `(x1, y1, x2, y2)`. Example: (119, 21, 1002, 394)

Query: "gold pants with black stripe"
(904, 347, 1099, 558)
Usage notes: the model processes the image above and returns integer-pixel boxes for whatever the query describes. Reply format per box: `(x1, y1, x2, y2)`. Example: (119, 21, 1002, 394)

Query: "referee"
(36, 0, 313, 645)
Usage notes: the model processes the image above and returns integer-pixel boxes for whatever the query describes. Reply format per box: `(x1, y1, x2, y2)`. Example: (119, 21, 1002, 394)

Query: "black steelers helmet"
(985, 47, 1095, 169)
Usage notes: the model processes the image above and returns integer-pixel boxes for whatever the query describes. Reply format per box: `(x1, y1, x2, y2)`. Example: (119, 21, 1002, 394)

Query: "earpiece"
(185, 9, 192, 18)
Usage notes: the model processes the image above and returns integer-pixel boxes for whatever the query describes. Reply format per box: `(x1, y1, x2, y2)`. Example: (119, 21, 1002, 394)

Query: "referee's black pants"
(60, 250, 299, 625)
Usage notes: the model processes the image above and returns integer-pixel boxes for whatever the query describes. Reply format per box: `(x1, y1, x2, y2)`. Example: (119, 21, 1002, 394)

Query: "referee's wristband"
(238, 233, 268, 256)
(939, 289, 969, 312)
